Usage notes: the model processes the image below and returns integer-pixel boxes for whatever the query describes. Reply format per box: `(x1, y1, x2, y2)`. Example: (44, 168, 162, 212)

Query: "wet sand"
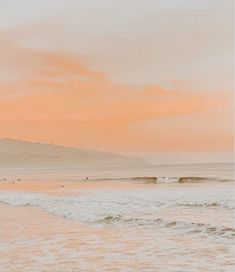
(0, 203, 97, 271)
(1, 201, 234, 272)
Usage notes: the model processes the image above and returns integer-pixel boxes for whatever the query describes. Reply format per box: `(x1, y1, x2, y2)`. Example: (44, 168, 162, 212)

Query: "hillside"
(0, 139, 145, 168)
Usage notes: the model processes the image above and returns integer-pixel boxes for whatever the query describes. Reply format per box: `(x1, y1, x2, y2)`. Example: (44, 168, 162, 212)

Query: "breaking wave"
(82, 176, 232, 184)
(0, 179, 233, 243)
(97, 215, 235, 240)
(157, 176, 232, 183)
(81, 176, 158, 183)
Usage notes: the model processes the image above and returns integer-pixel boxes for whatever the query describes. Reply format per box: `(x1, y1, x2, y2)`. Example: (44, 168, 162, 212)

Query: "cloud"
(0, 33, 105, 98)
(0, 33, 233, 153)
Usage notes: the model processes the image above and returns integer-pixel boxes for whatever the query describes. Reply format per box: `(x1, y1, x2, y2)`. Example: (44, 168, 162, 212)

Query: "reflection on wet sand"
(1, 203, 233, 272)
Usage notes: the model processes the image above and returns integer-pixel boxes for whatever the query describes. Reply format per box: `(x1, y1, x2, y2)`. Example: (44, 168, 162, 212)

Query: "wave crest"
(97, 214, 235, 240)
(81, 176, 232, 184)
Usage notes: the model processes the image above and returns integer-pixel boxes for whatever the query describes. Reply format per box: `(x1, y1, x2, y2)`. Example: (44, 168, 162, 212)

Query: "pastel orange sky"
(0, 0, 233, 162)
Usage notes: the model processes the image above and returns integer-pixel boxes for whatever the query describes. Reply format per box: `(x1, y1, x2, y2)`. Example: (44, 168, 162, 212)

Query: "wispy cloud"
(0, 33, 232, 153)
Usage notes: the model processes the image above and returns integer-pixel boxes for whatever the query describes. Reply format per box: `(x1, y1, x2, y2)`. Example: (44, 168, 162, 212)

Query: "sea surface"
(0, 163, 234, 271)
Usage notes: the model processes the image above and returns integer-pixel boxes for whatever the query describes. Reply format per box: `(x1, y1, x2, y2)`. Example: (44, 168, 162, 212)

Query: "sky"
(0, 0, 234, 163)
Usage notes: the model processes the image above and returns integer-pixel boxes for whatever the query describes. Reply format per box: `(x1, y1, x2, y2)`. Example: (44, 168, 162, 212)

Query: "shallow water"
(0, 163, 234, 271)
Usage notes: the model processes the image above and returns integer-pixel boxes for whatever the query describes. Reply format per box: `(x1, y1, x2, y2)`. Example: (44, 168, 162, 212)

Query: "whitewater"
(0, 163, 234, 271)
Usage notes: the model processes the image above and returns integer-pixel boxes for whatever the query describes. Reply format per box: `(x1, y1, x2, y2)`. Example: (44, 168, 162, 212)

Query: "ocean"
(0, 163, 234, 271)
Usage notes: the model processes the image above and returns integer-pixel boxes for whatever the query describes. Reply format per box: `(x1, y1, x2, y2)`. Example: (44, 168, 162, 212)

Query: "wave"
(81, 176, 157, 183)
(177, 177, 226, 183)
(79, 176, 232, 184)
(97, 215, 235, 240)
(176, 202, 220, 207)
(157, 176, 232, 183)
(1, 191, 233, 240)
(0, 186, 233, 243)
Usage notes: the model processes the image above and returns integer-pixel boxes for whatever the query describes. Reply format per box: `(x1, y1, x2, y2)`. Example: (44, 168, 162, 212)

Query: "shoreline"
(0, 203, 96, 272)
(0, 180, 234, 272)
